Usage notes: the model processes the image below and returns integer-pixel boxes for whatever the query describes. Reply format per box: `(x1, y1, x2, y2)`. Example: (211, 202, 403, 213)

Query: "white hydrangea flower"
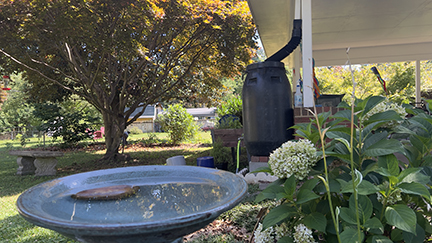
(361, 99, 406, 128)
(275, 222, 290, 240)
(254, 223, 289, 243)
(254, 223, 275, 243)
(293, 224, 317, 243)
(268, 139, 319, 180)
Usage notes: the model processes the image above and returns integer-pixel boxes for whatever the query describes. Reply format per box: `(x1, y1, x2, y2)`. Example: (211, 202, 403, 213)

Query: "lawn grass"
(0, 131, 257, 243)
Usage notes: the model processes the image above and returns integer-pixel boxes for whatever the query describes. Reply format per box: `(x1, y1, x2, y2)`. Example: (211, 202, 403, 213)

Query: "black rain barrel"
(242, 61, 294, 156)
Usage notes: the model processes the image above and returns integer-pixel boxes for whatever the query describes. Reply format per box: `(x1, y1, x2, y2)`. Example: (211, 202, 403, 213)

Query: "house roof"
(186, 108, 216, 117)
(247, 0, 432, 67)
(128, 105, 156, 119)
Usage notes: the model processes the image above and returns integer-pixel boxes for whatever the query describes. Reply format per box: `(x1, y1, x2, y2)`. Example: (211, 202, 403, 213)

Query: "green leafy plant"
(156, 104, 198, 144)
(210, 139, 232, 164)
(217, 96, 243, 119)
(215, 116, 243, 129)
(216, 96, 243, 128)
(253, 96, 432, 243)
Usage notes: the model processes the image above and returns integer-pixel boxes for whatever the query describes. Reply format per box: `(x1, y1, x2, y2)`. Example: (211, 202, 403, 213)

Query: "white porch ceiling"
(247, 0, 432, 67)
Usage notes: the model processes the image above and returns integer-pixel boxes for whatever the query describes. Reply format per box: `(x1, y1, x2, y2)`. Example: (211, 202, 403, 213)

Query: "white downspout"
(293, 0, 301, 93)
(302, 0, 314, 107)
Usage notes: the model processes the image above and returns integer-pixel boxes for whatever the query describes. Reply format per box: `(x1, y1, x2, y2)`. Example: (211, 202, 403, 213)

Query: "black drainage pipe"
(265, 19, 302, 62)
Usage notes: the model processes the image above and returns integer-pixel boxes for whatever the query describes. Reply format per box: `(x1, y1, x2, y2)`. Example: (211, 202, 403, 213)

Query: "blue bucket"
(197, 156, 215, 168)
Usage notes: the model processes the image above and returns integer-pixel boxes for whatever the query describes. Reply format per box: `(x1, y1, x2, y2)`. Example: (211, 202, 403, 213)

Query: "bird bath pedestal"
(16, 165, 247, 243)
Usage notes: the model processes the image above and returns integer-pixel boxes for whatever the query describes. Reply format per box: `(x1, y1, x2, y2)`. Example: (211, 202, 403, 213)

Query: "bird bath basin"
(16, 165, 248, 243)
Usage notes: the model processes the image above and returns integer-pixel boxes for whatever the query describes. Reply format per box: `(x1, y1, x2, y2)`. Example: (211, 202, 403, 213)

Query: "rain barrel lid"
(246, 61, 285, 71)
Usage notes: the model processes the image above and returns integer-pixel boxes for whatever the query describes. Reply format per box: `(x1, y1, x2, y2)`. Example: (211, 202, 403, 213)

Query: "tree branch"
(0, 49, 77, 93)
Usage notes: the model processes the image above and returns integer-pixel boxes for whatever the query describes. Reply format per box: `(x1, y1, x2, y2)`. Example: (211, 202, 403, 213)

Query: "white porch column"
(302, 0, 314, 107)
(293, 48, 301, 91)
(415, 60, 421, 107)
(292, 0, 301, 92)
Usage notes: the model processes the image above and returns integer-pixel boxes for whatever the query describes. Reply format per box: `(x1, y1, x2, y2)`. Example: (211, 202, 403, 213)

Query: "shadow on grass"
(57, 147, 212, 175)
(56, 146, 250, 175)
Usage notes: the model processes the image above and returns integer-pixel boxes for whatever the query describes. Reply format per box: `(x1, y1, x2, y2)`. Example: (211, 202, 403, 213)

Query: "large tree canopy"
(0, 0, 256, 160)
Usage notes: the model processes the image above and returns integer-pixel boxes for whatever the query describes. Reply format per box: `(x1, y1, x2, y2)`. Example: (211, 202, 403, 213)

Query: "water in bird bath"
(44, 183, 228, 224)
(17, 165, 247, 243)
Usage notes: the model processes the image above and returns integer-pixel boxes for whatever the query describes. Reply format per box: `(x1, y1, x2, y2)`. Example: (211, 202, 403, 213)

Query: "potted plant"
(210, 139, 232, 170)
(211, 97, 243, 147)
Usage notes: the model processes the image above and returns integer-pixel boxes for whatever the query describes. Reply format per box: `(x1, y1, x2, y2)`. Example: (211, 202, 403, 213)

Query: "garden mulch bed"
(183, 220, 252, 242)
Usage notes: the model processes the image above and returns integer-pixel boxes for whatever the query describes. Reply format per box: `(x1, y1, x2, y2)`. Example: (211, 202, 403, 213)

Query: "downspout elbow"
(265, 19, 302, 62)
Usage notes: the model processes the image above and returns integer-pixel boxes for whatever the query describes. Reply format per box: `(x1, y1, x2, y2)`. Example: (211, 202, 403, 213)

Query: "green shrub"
(255, 96, 432, 242)
(33, 103, 99, 146)
(210, 139, 231, 163)
(156, 104, 198, 144)
(128, 126, 142, 134)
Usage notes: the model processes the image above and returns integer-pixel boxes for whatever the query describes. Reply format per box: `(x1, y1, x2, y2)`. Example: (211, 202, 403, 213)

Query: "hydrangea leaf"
(362, 121, 389, 139)
(363, 131, 388, 151)
(251, 166, 272, 174)
(364, 139, 404, 157)
(391, 228, 404, 241)
(362, 96, 386, 115)
(339, 207, 357, 225)
(254, 184, 286, 203)
(326, 131, 351, 142)
(303, 212, 327, 233)
(364, 217, 384, 235)
(402, 224, 425, 243)
(284, 175, 296, 199)
(332, 109, 354, 121)
(377, 154, 400, 176)
(296, 189, 320, 205)
(366, 110, 403, 124)
(371, 235, 394, 243)
(398, 168, 430, 185)
(350, 194, 373, 224)
(262, 204, 297, 229)
(341, 180, 379, 195)
(299, 178, 319, 191)
(340, 227, 365, 243)
(277, 236, 294, 243)
(409, 135, 429, 157)
(398, 182, 430, 200)
(385, 204, 416, 235)
(362, 162, 379, 177)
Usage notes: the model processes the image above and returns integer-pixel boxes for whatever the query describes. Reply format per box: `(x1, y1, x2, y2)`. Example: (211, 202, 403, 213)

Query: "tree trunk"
(101, 110, 126, 161)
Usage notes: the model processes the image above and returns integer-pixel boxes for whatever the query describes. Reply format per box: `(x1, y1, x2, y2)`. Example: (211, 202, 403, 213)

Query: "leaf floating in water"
(71, 185, 140, 200)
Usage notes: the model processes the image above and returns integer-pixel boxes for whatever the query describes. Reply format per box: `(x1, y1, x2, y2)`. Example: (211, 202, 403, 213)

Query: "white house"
(186, 107, 217, 130)
(127, 104, 163, 133)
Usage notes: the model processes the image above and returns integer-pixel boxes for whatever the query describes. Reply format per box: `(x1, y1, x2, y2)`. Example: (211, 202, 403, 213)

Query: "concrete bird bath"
(16, 165, 248, 243)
